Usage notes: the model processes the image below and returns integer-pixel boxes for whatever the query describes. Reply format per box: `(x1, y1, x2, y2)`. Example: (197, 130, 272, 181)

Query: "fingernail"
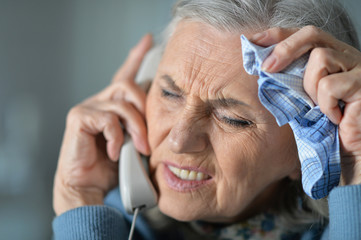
(250, 31, 267, 42)
(261, 54, 277, 72)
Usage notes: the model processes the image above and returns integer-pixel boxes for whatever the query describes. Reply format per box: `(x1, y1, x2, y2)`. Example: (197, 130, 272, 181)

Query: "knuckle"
(269, 27, 284, 39)
(66, 106, 83, 125)
(303, 25, 322, 38)
(107, 82, 130, 101)
(118, 100, 134, 113)
(102, 111, 118, 124)
(310, 48, 332, 64)
(275, 40, 293, 56)
(268, 27, 298, 40)
(318, 77, 333, 93)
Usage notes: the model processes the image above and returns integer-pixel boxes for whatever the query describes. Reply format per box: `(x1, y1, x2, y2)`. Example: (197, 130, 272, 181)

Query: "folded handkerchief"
(241, 35, 340, 199)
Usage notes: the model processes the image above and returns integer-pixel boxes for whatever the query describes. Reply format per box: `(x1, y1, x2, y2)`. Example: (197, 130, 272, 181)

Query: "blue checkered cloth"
(241, 35, 340, 199)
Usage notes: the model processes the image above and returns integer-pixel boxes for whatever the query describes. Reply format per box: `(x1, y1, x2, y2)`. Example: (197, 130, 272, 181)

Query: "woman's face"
(146, 21, 299, 222)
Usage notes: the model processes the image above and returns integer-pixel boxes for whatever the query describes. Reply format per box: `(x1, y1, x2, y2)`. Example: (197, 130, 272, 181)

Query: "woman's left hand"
(250, 26, 361, 186)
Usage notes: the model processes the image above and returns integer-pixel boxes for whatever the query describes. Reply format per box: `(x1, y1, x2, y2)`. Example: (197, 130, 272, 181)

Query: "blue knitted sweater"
(52, 185, 361, 240)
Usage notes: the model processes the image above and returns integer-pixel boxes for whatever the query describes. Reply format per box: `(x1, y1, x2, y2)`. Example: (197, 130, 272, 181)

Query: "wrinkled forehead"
(158, 20, 258, 99)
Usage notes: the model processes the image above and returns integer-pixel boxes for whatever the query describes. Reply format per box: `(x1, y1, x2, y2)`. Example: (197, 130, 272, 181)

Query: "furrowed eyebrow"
(160, 74, 249, 107)
(209, 98, 249, 108)
(161, 74, 183, 93)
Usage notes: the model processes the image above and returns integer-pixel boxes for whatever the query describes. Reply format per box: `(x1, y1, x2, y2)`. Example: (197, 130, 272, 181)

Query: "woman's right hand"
(53, 35, 152, 216)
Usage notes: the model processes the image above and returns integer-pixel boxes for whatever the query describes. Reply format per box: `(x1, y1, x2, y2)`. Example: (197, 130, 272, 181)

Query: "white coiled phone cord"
(128, 207, 140, 240)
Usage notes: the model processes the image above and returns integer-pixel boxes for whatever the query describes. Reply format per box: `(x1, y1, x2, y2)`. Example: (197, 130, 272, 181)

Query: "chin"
(157, 193, 242, 223)
(157, 193, 203, 222)
(158, 201, 246, 223)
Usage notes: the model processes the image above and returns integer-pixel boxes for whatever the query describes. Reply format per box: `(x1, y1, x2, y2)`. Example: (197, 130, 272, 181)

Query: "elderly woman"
(53, 0, 361, 239)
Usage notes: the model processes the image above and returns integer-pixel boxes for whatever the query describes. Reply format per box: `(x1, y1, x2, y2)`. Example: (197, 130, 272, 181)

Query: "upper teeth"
(168, 166, 210, 181)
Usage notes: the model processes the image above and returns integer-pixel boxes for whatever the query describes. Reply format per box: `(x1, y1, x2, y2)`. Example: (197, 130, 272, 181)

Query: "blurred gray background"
(0, 0, 360, 239)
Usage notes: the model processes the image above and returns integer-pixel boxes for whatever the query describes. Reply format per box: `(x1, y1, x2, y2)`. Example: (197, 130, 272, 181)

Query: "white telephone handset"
(119, 138, 158, 214)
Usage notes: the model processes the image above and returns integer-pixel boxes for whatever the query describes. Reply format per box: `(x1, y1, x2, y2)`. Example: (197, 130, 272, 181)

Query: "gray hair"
(150, 0, 359, 233)
(162, 0, 359, 48)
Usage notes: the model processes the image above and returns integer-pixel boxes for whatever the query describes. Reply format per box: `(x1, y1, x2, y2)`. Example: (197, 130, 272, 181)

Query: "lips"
(163, 163, 212, 191)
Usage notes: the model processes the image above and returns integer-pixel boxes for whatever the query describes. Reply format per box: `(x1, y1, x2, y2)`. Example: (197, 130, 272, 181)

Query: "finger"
(249, 27, 298, 46)
(96, 81, 147, 114)
(317, 71, 361, 124)
(317, 78, 342, 124)
(339, 101, 361, 152)
(67, 106, 125, 161)
(259, 26, 350, 72)
(303, 48, 350, 104)
(102, 113, 125, 162)
(85, 101, 150, 155)
(113, 82, 147, 115)
(112, 34, 153, 83)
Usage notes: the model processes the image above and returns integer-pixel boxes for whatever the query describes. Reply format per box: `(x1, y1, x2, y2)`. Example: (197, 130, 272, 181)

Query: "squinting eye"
(161, 89, 181, 98)
(222, 117, 252, 127)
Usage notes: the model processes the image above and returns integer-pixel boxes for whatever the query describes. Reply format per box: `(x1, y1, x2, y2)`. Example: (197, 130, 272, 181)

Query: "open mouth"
(162, 163, 213, 191)
(168, 165, 211, 181)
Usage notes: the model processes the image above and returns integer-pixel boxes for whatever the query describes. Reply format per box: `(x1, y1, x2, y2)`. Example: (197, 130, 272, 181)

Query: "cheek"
(210, 131, 266, 207)
(145, 88, 160, 151)
(213, 130, 265, 180)
(145, 87, 174, 151)
(213, 126, 298, 204)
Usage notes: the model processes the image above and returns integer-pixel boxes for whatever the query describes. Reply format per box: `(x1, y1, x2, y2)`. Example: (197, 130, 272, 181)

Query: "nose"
(167, 111, 209, 154)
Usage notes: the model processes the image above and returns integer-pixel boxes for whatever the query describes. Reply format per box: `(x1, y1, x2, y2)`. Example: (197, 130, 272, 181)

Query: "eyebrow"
(210, 98, 249, 108)
(160, 74, 249, 107)
(161, 74, 183, 93)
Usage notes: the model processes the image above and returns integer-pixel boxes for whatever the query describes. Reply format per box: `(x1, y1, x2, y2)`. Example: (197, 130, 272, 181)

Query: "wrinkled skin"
(53, 20, 361, 224)
(146, 21, 299, 222)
